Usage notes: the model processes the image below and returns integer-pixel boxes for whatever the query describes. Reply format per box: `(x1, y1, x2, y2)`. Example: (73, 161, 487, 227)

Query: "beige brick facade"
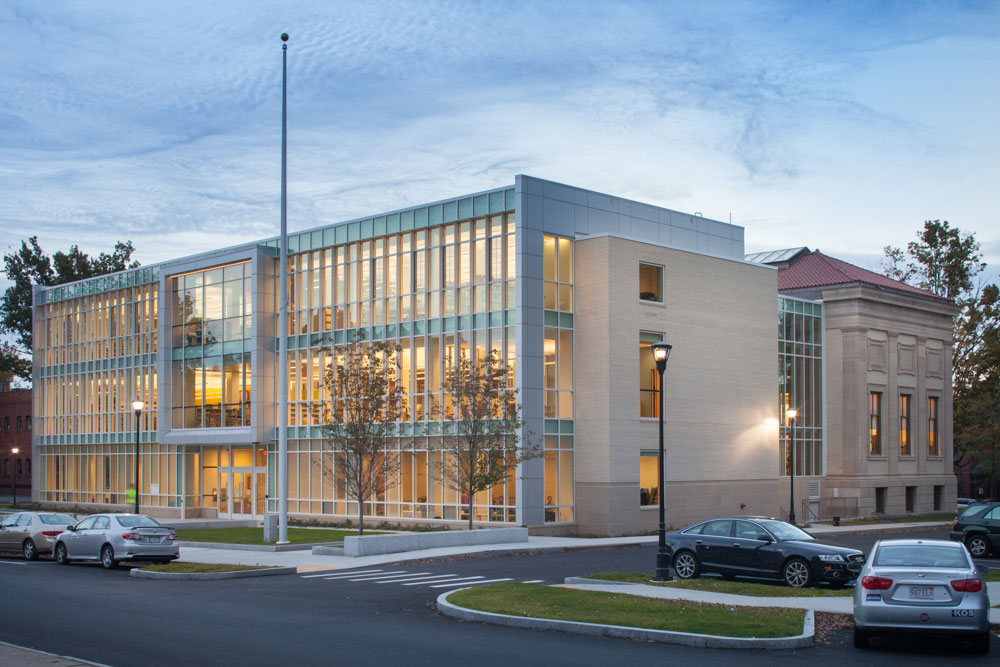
(574, 235, 779, 535)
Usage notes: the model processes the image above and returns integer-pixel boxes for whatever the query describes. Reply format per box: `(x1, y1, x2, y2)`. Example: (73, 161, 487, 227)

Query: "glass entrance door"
(217, 467, 266, 518)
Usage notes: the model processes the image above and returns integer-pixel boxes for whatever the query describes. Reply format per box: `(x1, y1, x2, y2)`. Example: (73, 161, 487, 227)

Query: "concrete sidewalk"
(0, 641, 105, 666)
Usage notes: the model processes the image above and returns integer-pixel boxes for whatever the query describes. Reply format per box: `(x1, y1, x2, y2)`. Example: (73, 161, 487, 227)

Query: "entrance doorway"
(216, 468, 267, 518)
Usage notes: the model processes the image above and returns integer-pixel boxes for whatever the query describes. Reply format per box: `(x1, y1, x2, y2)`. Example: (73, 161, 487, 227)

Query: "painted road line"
(401, 575, 484, 586)
(0, 560, 26, 566)
(344, 570, 410, 581)
(377, 573, 465, 584)
(302, 569, 384, 579)
(521, 580, 544, 584)
(360, 572, 433, 582)
(429, 577, 513, 588)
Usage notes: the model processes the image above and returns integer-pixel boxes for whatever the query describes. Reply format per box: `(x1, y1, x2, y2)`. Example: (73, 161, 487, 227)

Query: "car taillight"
(950, 578, 983, 592)
(861, 576, 893, 590)
(121, 532, 142, 541)
(167, 533, 177, 541)
(41, 531, 63, 537)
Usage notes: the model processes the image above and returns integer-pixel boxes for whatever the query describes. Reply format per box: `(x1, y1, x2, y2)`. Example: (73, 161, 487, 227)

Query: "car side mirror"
(66, 525, 76, 532)
(757, 534, 773, 543)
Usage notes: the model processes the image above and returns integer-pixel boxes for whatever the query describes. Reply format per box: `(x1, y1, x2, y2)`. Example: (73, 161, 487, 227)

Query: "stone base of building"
(819, 474, 957, 519)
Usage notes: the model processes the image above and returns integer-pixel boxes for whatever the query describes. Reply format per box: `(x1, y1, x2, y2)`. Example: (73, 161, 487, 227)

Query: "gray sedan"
(0, 512, 76, 560)
(53, 514, 179, 569)
(853, 538, 990, 653)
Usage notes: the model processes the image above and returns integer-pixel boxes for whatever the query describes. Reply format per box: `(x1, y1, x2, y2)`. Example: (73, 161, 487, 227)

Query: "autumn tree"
(436, 350, 538, 530)
(884, 220, 1000, 495)
(322, 332, 406, 535)
(1, 237, 139, 383)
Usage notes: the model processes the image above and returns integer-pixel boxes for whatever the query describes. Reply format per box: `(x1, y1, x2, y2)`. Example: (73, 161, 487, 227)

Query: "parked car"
(950, 501, 1000, 557)
(53, 514, 178, 569)
(853, 538, 990, 653)
(956, 498, 977, 510)
(0, 512, 76, 560)
(665, 517, 864, 588)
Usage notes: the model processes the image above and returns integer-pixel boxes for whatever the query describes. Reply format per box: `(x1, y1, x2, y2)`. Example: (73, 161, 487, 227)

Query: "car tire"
(54, 542, 70, 565)
(972, 631, 990, 654)
(672, 551, 700, 579)
(100, 545, 118, 570)
(23, 539, 39, 561)
(782, 557, 812, 588)
(965, 534, 990, 558)
(853, 626, 870, 649)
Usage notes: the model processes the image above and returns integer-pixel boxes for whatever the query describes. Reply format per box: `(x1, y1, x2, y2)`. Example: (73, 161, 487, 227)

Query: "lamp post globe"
(132, 401, 144, 514)
(650, 342, 672, 582)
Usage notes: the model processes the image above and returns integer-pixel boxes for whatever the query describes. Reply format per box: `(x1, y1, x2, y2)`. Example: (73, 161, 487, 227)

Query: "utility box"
(263, 514, 278, 543)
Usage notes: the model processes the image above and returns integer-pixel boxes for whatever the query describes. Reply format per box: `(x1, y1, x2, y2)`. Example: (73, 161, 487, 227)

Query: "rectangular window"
(928, 396, 939, 456)
(875, 486, 886, 514)
(639, 451, 659, 506)
(905, 486, 916, 513)
(899, 394, 911, 456)
(639, 263, 662, 302)
(869, 391, 882, 455)
(639, 332, 664, 418)
(933, 485, 943, 511)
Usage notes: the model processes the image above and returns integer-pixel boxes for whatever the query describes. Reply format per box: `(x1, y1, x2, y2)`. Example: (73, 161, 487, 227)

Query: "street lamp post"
(10, 447, 18, 508)
(786, 408, 798, 525)
(132, 400, 144, 514)
(651, 341, 672, 582)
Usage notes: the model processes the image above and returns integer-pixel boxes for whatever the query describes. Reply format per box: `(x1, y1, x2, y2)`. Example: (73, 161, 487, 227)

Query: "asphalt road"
(0, 526, 996, 666)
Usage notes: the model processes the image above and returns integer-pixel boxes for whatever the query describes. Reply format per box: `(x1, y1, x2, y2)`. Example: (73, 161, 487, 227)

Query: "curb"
(130, 566, 297, 580)
(436, 588, 814, 650)
(179, 541, 339, 552)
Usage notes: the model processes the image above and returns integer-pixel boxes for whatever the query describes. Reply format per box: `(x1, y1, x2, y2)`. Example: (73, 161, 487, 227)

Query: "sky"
(1, 0, 998, 286)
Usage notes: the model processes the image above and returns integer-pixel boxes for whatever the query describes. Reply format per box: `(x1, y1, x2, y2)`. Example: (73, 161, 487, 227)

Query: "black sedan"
(665, 517, 864, 588)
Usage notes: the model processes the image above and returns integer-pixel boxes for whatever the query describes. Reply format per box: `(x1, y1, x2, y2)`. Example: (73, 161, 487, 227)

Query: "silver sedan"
(853, 538, 991, 654)
(0, 512, 76, 560)
(53, 514, 178, 569)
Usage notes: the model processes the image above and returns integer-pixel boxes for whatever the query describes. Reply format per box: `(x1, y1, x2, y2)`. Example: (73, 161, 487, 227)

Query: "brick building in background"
(1, 385, 32, 502)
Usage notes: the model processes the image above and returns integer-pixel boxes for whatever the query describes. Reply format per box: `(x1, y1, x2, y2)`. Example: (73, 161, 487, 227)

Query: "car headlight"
(818, 554, 845, 562)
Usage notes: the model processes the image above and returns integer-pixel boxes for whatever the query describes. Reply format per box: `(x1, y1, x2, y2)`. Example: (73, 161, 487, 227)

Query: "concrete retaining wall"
(341, 527, 529, 557)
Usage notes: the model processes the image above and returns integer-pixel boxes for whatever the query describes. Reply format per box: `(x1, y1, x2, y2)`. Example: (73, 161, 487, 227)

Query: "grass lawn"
(175, 527, 386, 544)
(583, 572, 853, 597)
(448, 582, 805, 638)
(141, 562, 276, 574)
(835, 513, 955, 527)
(982, 570, 1000, 583)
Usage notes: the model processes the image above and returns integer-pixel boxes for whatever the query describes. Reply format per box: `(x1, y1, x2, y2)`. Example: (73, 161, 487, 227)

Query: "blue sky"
(1, 0, 998, 284)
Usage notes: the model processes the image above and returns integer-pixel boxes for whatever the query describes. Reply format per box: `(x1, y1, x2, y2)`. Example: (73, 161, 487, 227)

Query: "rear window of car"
(39, 514, 76, 525)
(682, 523, 705, 535)
(117, 515, 161, 528)
(873, 545, 969, 568)
(959, 504, 992, 518)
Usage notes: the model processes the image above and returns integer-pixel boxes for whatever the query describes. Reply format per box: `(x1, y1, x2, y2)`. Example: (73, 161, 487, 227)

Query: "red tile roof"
(777, 250, 947, 300)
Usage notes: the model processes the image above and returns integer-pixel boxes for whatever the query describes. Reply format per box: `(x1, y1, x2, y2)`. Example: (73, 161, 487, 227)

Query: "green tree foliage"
(884, 221, 1000, 495)
(436, 350, 538, 530)
(322, 332, 407, 536)
(0, 237, 138, 383)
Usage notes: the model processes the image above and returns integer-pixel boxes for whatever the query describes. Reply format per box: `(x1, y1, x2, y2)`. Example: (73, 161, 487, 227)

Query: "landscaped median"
(176, 527, 388, 552)
(437, 582, 814, 649)
(130, 561, 297, 581)
(582, 572, 853, 597)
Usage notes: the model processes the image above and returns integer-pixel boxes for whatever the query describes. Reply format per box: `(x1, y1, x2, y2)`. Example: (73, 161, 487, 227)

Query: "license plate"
(909, 585, 933, 598)
(147, 536, 161, 544)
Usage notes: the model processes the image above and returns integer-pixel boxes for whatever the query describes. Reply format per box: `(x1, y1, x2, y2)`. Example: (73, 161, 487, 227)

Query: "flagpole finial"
(281, 33, 289, 42)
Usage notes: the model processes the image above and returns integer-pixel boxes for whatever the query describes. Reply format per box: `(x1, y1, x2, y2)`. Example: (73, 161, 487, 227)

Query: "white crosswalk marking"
(358, 572, 432, 582)
(301, 569, 383, 579)
(521, 580, 543, 584)
(428, 577, 513, 588)
(344, 570, 409, 581)
(401, 575, 484, 586)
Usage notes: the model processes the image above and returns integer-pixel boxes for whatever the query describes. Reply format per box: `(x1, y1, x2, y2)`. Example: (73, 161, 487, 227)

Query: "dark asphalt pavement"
(0, 525, 996, 666)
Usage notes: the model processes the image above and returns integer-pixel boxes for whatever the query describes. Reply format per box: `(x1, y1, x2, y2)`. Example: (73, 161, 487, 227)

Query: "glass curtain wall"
(778, 297, 824, 476)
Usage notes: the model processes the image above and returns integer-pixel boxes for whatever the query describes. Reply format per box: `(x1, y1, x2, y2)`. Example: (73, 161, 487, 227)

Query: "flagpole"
(277, 32, 290, 544)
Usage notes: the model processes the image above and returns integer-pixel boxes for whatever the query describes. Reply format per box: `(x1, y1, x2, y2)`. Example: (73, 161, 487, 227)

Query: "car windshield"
(758, 520, 813, 541)
(116, 515, 161, 528)
(874, 545, 969, 568)
(39, 514, 76, 525)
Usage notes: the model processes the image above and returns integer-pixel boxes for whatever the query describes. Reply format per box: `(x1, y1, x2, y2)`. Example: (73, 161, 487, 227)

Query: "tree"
(436, 350, 538, 530)
(884, 220, 1000, 496)
(1, 237, 139, 383)
(322, 332, 407, 535)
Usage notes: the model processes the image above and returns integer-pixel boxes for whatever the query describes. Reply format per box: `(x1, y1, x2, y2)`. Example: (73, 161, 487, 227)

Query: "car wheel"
(965, 534, 990, 558)
(100, 545, 118, 570)
(23, 539, 39, 561)
(672, 551, 700, 579)
(972, 631, 990, 654)
(853, 626, 870, 649)
(54, 542, 70, 565)
(783, 558, 812, 588)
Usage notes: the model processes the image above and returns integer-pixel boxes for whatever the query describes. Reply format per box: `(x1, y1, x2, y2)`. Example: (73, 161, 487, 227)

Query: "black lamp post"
(10, 447, 18, 508)
(132, 400, 144, 514)
(651, 341, 672, 582)
(786, 408, 798, 525)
